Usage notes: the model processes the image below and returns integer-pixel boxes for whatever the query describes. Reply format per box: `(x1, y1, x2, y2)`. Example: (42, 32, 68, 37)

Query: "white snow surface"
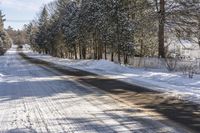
(23, 44, 200, 104)
(0, 45, 189, 132)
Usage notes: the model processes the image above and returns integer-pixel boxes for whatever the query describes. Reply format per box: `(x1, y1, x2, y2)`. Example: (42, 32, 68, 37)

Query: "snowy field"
(0, 45, 189, 132)
(23, 44, 200, 105)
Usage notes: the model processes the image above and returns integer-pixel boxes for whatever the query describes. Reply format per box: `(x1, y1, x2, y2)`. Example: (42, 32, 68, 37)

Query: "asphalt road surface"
(0, 46, 194, 133)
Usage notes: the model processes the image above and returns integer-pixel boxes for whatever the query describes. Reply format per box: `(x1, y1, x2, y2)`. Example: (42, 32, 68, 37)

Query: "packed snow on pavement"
(0, 45, 189, 133)
(23, 44, 200, 105)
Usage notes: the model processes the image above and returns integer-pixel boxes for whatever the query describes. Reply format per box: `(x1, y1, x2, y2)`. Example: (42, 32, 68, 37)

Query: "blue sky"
(0, 0, 54, 30)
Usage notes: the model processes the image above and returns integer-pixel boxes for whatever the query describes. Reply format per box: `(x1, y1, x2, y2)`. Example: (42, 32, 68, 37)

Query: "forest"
(10, 0, 200, 64)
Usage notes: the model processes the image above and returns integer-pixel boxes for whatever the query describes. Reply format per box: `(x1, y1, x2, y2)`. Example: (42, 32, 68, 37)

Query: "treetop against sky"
(0, 0, 54, 30)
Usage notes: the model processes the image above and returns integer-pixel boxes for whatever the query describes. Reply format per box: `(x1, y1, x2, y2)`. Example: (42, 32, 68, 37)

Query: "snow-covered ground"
(23, 44, 200, 105)
(0, 45, 188, 132)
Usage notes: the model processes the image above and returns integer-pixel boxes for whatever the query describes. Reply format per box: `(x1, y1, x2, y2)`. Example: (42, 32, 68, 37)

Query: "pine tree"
(0, 10, 11, 54)
(35, 6, 49, 54)
(29, 0, 200, 64)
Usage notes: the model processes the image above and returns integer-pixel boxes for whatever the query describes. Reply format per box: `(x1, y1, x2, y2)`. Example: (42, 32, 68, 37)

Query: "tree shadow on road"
(54, 113, 182, 133)
(0, 53, 199, 132)
(4, 128, 36, 133)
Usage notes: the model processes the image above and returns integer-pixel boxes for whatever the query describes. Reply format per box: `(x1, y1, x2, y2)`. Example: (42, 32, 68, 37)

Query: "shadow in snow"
(19, 53, 200, 133)
(55, 114, 178, 133)
(4, 128, 36, 133)
(0, 52, 198, 132)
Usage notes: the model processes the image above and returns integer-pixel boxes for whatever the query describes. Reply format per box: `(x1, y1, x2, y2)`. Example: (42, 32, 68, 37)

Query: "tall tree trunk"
(198, 17, 200, 48)
(116, 21, 121, 63)
(104, 42, 107, 60)
(92, 33, 97, 59)
(117, 43, 121, 63)
(123, 52, 128, 64)
(98, 42, 103, 60)
(45, 49, 48, 55)
(74, 44, 77, 59)
(111, 44, 114, 61)
(115, 3, 121, 63)
(78, 39, 82, 59)
(158, 0, 165, 58)
(82, 45, 86, 59)
(140, 39, 144, 57)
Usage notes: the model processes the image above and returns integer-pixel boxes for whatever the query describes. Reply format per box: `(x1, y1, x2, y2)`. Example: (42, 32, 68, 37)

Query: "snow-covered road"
(0, 46, 190, 133)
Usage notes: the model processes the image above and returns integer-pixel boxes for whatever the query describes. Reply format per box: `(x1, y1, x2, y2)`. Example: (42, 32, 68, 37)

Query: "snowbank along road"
(0, 46, 194, 132)
(21, 47, 200, 133)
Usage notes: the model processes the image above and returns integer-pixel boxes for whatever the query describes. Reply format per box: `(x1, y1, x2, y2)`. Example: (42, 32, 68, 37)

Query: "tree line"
(26, 0, 200, 64)
(0, 11, 12, 55)
(6, 26, 28, 45)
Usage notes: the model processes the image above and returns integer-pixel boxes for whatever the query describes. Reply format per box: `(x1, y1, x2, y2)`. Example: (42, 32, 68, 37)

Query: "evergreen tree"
(35, 6, 49, 54)
(29, 0, 200, 64)
(0, 11, 12, 55)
